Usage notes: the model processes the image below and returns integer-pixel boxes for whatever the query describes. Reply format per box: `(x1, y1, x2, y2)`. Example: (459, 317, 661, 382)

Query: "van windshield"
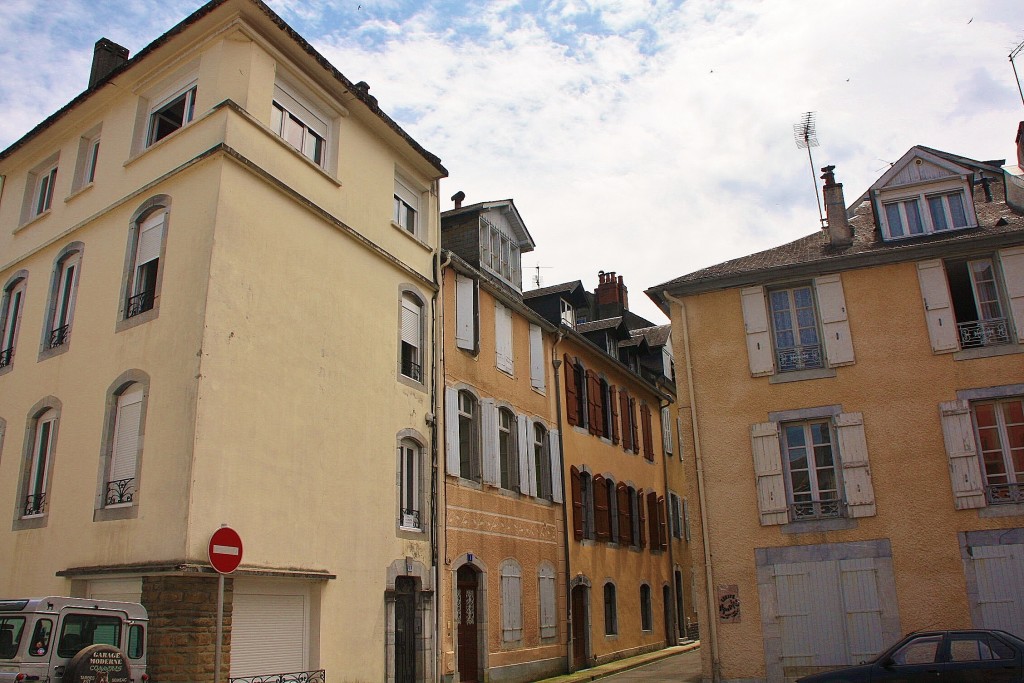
(57, 614, 121, 658)
(0, 617, 26, 659)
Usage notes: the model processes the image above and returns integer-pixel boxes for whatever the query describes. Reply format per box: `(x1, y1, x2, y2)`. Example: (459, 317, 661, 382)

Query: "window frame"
(639, 584, 653, 632)
(538, 563, 557, 639)
(971, 397, 1024, 506)
(768, 284, 824, 373)
(94, 373, 149, 522)
(16, 398, 62, 530)
(393, 174, 421, 236)
(399, 290, 425, 384)
(40, 244, 83, 358)
(498, 407, 519, 491)
(21, 154, 61, 225)
(147, 82, 197, 147)
(500, 559, 523, 643)
(271, 79, 330, 168)
(603, 582, 618, 636)
(0, 273, 28, 373)
(398, 437, 423, 531)
(881, 188, 973, 240)
(945, 256, 1014, 350)
(117, 198, 170, 331)
(457, 390, 482, 482)
(780, 419, 843, 521)
(533, 423, 553, 501)
(479, 216, 522, 289)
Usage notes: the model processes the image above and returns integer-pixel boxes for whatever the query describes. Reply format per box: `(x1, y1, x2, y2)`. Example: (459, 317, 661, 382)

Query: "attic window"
(479, 216, 522, 289)
(560, 299, 575, 327)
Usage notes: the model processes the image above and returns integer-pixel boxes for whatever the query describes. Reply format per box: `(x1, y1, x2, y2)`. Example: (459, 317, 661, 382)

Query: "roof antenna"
(530, 264, 552, 288)
(1011, 38, 1024, 108)
(794, 112, 826, 228)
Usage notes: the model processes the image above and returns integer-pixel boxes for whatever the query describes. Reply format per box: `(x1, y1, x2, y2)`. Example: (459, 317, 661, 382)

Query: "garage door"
(970, 543, 1024, 639)
(230, 583, 309, 679)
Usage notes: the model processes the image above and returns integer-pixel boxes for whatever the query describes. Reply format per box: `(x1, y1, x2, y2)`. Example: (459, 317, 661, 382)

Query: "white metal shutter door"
(230, 591, 308, 677)
(110, 386, 144, 483)
(480, 398, 498, 485)
(135, 212, 165, 266)
(971, 544, 1024, 639)
(444, 387, 461, 476)
(773, 561, 849, 669)
(549, 429, 563, 504)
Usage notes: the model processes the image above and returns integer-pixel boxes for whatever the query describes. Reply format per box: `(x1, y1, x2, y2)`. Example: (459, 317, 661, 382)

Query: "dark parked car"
(796, 629, 1024, 682)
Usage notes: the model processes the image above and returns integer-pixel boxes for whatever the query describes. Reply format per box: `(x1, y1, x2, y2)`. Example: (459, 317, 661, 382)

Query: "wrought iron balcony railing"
(229, 670, 325, 683)
(126, 290, 154, 318)
(400, 508, 421, 529)
(48, 324, 70, 348)
(790, 498, 843, 521)
(23, 493, 46, 517)
(776, 344, 824, 372)
(401, 360, 422, 381)
(105, 478, 136, 506)
(985, 483, 1024, 505)
(0, 346, 12, 368)
(958, 318, 1011, 349)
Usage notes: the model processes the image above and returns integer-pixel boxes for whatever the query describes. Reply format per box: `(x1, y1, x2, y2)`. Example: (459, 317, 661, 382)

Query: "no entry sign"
(209, 526, 243, 574)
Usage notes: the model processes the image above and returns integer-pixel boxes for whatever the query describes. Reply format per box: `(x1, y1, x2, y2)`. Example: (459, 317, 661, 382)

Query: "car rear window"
(0, 617, 26, 659)
(57, 614, 122, 657)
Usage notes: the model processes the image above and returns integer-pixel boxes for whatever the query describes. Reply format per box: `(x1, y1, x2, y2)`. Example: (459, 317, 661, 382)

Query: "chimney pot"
(821, 165, 853, 247)
(451, 191, 465, 210)
(89, 38, 129, 89)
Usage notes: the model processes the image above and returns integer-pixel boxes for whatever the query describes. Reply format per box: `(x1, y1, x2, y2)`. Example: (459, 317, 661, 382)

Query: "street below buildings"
(589, 648, 702, 682)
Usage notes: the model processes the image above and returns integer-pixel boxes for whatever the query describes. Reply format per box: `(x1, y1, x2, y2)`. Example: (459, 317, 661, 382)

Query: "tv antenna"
(530, 264, 552, 288)
(1011, 38, 1024, 107)
(794, 112, 826, 227)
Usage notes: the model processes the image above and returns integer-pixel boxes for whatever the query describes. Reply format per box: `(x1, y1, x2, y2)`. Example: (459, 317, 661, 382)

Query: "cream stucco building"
(649, 133, 1024, 682)
(0, 1, 446, 681)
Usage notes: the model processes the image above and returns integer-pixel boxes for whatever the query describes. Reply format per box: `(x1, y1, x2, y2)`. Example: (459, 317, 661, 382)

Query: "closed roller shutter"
(230, 588, 308, 678)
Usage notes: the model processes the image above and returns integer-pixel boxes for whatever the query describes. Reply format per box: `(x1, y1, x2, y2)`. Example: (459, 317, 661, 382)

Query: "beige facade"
(0, 1, 445, 681)
(651, 142, 1024, 682)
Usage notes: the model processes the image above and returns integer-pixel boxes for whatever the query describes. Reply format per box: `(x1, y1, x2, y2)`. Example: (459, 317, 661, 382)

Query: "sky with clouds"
(2, 0, 1024, 322)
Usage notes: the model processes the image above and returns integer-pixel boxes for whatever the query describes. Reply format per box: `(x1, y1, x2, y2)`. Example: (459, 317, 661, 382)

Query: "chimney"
(821, 165, 853, 247)
(89, 38, 129, 89)
(595, 270, 629, 316)
(1016, 121, 1024, 168)
(451, 191, 465, 210)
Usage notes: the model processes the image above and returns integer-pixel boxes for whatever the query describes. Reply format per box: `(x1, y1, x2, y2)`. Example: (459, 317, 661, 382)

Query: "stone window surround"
(116, 195, 171, 333)
(13, 396, 62, 531)
(0, 270, 30, 378)
(395, 428, 428, 538)
(94, 370, 151, 522)
(956, 384, 1024, 518)
(38, 241, 85, 363)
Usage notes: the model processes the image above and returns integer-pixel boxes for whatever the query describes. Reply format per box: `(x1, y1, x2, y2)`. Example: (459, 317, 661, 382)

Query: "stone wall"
(143, 574, 231, 683)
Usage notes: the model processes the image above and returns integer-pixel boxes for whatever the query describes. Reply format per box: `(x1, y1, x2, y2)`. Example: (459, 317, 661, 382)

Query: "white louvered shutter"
(481, 398, 499, 485)
(916, 260, 959, 353)
(751, 421, 788, 525)
(741, 286, 775, 376)
(401, 295, 420, 351)
(135, 211, 165, 266)
(814, 274, 855, 366)
(495, 303, 513, 373)
(839, 558, 886, 662)
(529, 324, 545, 391)
(109, 385, 144, 485)
(835, 412, 875, 518)
(939, 399, 986, 509)
(517, 414, 533, 496)
(539, 565, 557, 638)
(549, 429, 563, 503)
(455, 274, 476, 350)
(998, 246, 1024, 342)
(501, 563, 523, 641)
(444, 387, 461, 476)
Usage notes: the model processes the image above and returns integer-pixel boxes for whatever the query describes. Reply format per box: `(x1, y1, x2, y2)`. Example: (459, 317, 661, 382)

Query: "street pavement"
(595, 648, 702, 682)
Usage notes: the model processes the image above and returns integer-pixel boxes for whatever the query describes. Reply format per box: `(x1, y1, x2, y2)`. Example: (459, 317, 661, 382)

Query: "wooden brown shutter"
(647, 491, 659, 551)
(564, 355, 578, 426)
(626, 397, 634, 450)
(570, 465, 583, 540)
(593, 474, 609, 540)
(637, 489, 646, 548)
(617, 483, 632, 546)
(586, 370, 600, 435)
(610, 385, 620, 444)
(620, 389, 632, 451)
(659, 497, 667, 548)
(641, 403, 654, 461)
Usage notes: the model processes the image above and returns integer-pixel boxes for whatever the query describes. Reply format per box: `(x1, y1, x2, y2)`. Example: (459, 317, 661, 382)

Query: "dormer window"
(560, 299, 575, 327)
(479, 216, 522, 289)
(883, 190, 969, 239)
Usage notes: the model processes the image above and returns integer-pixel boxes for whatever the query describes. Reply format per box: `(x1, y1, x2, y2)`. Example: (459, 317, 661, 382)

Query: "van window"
(128, 624, 144, 659)
(29, 618, 52, 656)
(0, 617, 26, 659)
(57, 614, 121, 657)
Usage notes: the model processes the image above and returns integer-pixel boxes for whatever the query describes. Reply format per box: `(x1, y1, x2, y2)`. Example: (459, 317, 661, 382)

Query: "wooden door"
(571, 585, 588, 669)
(395, 577, 416, 683)
(456, 566, 479, 682)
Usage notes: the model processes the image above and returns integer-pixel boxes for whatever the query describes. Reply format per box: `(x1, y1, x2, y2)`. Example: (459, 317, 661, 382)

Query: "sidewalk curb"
(533, 641, 701, 683)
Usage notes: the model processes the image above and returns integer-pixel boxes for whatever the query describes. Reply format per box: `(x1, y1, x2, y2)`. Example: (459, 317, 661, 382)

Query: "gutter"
(659, 397, 679, 646)
(434, 249, 452, 683)
(662, 291, 720, 681)
(550, 331, 574, 673)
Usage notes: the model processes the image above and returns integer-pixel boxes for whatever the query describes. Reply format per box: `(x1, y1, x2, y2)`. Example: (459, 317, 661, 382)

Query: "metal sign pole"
(215, 572, 225, 683)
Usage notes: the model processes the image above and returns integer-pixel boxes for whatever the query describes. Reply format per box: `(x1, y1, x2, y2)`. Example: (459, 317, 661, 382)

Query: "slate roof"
(523, 281, 585, 299)
(631, 324, 671, 348)
(576, 317, 623, 334)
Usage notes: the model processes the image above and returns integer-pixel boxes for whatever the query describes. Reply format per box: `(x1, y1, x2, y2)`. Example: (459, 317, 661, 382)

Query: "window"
(570, 466, 597, 540)
(593, 474, 610, 541)
(147, 83, 197, 146)
(73, 130, 102, 191)
(641, 403, 654, 461)
(603, 583, 617, 635)
(450, 390, 481, 482)
(44, 246, 82, 351)
(500, 560, 523, 642)
(620, 389, 635, 452)
(585, 370, 606, 437)
(29, 618, 51, 657)
(495, 302, 513, 374)
(890, 634, 941, 665)
(948, 632, 1015, 661)
(616, 483, 633, 546)
(455, 274, 478, 352)
(741, 275, 855, 376)
(632, 488, 645, 548)
(498, 408, 519, 491)
(33, 164, 58, 217)
(0, 617, 26, 659)
(670, 493, 683, 539)
(272, 83, 328, 166)
(23, 408, 58, 518)
(83, 135, 101, 185)
(400, 292, 423, 382)
(882, 190, 971, 239)
(529, 324, 545, 391)
(103, 384, 144, 508)
(56, 614, 121, 657)
(972, 398, 1024, 505)
(563, 355, 587, 428)
(751, 412, 876, 526)
(606, 477, 619, 543)
(946, 257, 1012, 349)
(639, 584, 652, 631)
(479, 216, 522, 288)
(123, 206, 167, 322)
(0, 274, 27, 370)
(538, 564, 557, 639)
(560, 298, 575, 327)
(394, 175, 419, 234)
(399, 439, 422, 529)
(533, 423, 553, 501)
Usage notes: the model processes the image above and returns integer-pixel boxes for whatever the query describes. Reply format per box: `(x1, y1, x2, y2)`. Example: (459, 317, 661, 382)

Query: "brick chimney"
(451, 191, 465, 210)
(821, 165, 853, 247)
(595, 271, 629, 317)
(89, 38, 129, 89)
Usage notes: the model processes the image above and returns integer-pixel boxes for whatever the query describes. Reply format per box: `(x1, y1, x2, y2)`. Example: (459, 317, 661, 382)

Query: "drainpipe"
(551, 331, 574, 673)
(433, 249, 452, 683)
(659, 396, 679, 646)
(662, 291, 720, 681)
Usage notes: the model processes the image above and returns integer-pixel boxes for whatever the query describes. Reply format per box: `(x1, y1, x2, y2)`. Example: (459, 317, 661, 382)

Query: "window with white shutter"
(481, 398, 499, 486)
(751, 421, 788, 525)
(917, 260, 959, 353)
(538, 563, 557, 639)
(23, 408, 58, 518)
(517, 414, 535, 496)
(1, 273, 28, 371)
(123, 205, 168, 322)
(547, 428, 562, 503)
(44, 246, 83, 352)
(529, 324, 545, 391)
(393, 174, 419, 235)
(814, 274, 855, 366)
(400, 292, 423, 382)
(455, 274, 477, 351)
(501, 560, 523, 642)
(105, 384, 144, 507)
(741, 286, 774, 376)
(495, 302, 513, 374)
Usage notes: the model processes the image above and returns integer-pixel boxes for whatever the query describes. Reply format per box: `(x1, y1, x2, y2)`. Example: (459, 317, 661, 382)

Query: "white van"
(0, 597, 148, 682)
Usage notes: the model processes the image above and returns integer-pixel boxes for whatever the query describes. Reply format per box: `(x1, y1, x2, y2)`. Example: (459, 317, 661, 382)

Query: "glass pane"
(893, 636, 941, 664)
(948, 193, 967, 227)
(975, 404, 996, 427)
(928, 196, 948, 231)
(128, 625, 144, 659)
(885, 203, 904, 237)
(0, 617, 26, 660)
(29, 618, 51, 657)
(283, 114, 305, 151)
(905, 200, 924, 234)
(790, 471, 811, 496)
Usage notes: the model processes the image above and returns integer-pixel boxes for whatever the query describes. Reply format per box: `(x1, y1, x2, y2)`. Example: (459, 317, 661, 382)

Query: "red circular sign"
(209, 526, 243, 574)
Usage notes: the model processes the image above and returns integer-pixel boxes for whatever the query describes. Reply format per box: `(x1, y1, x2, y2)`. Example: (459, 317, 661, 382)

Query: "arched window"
(498, 408, 518, 491)
(104, 383, 144, 507)
(458, 390, 481, 481)
(0, 272, 28, 370)
(399, 438, 422, 530)
(604, 582, 618, 635)
(22, 405, 59, 519)
(42, 244, 83, 354)
(120, 198, 170, 327)
(399, 291, 424, 382)
(534, 423, 551, 500)
(640, 584, 653, 631)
